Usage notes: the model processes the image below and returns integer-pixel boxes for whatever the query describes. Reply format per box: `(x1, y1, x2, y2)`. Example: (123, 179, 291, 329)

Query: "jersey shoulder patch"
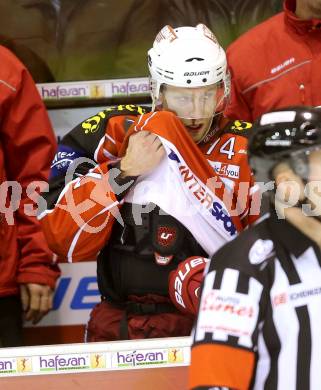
(80, 104, 149, 135)
(63, 105, 150, 157)
(223, 119, 253, 137)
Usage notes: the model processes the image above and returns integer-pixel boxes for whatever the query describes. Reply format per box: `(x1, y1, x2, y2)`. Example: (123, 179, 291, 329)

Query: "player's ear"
(274, 163, 305, 202)
(273, 162, 290, 184)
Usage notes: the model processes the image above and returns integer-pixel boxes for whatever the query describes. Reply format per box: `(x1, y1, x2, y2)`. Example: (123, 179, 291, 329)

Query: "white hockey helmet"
(148, 24, 230, 115)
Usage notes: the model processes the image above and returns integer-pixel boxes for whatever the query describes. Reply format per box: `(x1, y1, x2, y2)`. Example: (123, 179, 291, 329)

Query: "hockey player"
(190, 106, 321, 390)
(39, 24, 258, 341)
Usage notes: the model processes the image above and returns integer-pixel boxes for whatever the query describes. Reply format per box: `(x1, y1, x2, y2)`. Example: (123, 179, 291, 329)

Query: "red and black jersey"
(39, 106, 258, 263)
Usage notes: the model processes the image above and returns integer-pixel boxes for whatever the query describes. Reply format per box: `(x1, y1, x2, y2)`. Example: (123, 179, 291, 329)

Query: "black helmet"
(248, 106, 321, 183)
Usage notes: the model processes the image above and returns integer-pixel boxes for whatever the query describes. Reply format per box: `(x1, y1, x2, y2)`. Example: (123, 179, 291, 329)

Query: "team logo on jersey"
(50, 145, 84, 178)
(51, 151, 76, 168)
(249, 239, 274, 265)
(231, 120, 252, 132)
(157, 226, 177, 247)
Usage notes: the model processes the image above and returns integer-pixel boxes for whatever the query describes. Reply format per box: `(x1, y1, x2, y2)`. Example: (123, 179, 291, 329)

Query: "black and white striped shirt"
(190, 211, 321, 390)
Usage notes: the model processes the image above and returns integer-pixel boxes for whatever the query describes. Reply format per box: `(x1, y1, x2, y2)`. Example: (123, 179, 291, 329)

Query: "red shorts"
(86, 295, 194, 342)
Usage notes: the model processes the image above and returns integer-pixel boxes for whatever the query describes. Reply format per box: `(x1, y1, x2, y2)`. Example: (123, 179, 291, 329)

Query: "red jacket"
(0, 45, 60, 296)
(225, 0, 321, 122)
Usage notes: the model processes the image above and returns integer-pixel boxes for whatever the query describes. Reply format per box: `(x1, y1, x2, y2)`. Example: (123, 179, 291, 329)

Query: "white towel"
(125, 136, 236, 257)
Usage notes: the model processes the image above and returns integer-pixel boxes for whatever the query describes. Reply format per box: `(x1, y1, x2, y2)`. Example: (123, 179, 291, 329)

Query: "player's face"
(161, 84, 223, 143)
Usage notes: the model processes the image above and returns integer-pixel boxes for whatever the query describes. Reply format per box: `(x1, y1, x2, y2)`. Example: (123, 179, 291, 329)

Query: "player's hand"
(168, 256, 210, 315)
(120, 131, 165, 177)
(20, 283, 54, 324)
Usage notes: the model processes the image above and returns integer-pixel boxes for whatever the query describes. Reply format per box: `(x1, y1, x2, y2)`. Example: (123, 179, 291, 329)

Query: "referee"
(189, 106, 321, 390)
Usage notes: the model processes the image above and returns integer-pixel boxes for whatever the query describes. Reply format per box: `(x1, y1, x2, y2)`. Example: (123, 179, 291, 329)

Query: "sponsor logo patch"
(231, 120, 252, 132)
(211, 161, 240, 179)
(201, 290, 254, 318)
(197, 283, 259, 343)
(50, 145, 84, 178)
(168, 149, 236, 236)
(273, 284, 321, 308)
